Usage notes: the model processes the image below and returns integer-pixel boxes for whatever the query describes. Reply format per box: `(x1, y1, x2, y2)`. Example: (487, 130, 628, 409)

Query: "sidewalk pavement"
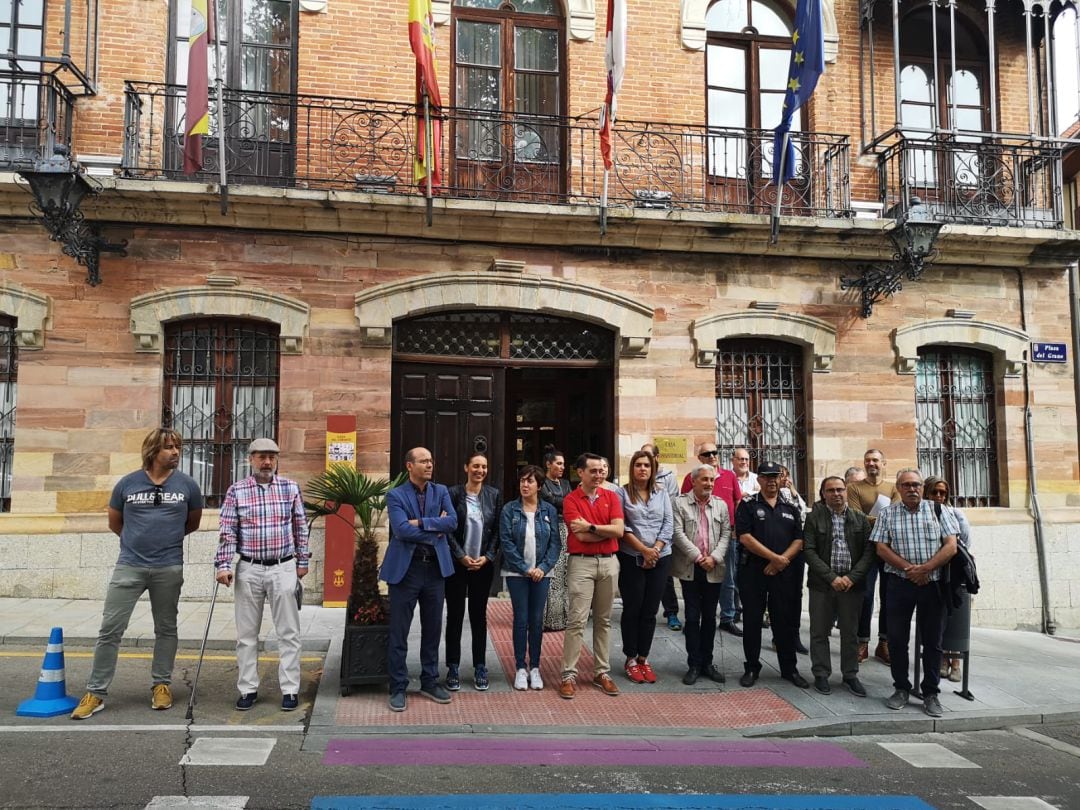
(2, 597, 1078, 738)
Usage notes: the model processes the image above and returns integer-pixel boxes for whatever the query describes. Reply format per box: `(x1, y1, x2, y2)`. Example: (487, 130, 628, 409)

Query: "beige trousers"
(234, 558, 302, 695)
(561, 554, 618, 680)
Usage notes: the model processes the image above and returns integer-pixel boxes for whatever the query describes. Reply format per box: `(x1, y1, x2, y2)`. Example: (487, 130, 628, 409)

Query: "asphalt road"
(1, 646, 1078, 809)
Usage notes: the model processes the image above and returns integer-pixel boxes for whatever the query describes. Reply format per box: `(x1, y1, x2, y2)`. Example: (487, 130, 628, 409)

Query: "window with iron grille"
(0, 315, 16, 513)
(714, 338, 807, 492)
(915, 346, 998, 507)
(162, 318, 280, 507)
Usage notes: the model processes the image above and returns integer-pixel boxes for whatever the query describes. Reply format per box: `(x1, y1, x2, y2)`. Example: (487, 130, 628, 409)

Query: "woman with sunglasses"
(923, 476, 973, 683)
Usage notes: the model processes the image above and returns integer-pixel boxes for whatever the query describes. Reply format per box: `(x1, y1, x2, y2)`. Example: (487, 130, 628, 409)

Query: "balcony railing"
(879, 135, 1064, 229)
(0, 71, 76, 170)
(120, 82, 852, 218)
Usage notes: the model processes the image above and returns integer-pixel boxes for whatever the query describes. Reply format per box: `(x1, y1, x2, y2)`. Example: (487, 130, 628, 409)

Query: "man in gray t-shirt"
(71, 428, 203, 720)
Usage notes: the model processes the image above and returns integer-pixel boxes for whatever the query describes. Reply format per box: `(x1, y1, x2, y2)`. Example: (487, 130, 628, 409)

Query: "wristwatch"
(588, 524, 597, 534)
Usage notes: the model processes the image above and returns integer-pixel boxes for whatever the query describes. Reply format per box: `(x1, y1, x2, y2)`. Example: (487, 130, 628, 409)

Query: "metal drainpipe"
(1018, 267, 1056, 635)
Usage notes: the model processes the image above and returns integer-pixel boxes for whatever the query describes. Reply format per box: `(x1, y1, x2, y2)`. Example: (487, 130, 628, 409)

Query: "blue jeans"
(387, 555, 446, 694)
(719, 540, 740, 623)
(507, 576, 551, 670)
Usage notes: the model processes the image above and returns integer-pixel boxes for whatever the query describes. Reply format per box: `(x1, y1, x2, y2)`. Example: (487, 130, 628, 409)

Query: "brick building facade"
(0, 0, 1078, 630)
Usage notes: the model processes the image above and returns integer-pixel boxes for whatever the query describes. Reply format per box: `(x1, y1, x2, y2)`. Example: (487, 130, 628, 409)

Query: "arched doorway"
(391, 310, 614, 494)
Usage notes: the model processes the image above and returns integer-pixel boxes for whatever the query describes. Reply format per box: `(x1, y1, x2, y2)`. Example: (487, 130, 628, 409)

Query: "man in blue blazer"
(381, 446, 457, 712)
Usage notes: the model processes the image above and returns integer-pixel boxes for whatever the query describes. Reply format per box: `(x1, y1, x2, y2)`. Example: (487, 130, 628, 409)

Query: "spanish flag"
(409, 0, 442, 186)
(183, 0, 210, 175)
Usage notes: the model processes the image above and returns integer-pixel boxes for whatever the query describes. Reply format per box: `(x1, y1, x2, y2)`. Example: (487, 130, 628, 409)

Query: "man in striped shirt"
(215, 438, 310, 712)
(870, 467, 959, 718)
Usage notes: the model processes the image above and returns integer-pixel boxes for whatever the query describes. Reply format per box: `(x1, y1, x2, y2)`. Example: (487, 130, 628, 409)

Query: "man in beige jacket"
(671, 464, 730, 687)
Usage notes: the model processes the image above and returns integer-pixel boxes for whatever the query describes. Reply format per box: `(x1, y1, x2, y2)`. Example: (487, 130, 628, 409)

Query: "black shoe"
(705, 664, 726, 684)
(235, 692, 257, 711)
(420, 683, 452, 704)
(719, 621, 744, 637)
(281, 694, 299, 711)
(843, 677, 867, 697)
(739, 667, 760, 688)
(813, 676, 831, 695)
(782, 671, 810, 689)
(682, 667, 700, 686)
(795, 639, 810, 655)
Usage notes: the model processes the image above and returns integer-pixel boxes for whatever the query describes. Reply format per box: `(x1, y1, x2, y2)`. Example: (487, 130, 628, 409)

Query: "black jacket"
(802, 502, 874, 592)
(447, 484, 502, 562)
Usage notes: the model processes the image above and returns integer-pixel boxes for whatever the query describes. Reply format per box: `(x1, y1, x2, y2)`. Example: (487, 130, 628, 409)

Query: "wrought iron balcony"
(0, 72, 77, 171)
(879, 135, 1064, 229)
(120, 82, 852, 218)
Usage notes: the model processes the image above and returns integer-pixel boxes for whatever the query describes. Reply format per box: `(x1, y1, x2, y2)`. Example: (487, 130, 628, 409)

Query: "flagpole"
(212, 0, 228, 215)
(769, 130, 789, 245)
(423, 90, 433, 228)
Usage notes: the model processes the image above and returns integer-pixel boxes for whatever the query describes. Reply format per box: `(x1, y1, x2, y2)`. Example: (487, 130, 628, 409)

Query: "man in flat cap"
(215, 438, 310, 712)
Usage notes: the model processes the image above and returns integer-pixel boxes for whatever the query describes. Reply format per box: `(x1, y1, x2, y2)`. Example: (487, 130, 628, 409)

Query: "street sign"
(1031, 342, 1067, 363)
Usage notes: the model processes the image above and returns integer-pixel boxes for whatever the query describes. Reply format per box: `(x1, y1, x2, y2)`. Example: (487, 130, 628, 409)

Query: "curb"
(1, 634, 332, 653)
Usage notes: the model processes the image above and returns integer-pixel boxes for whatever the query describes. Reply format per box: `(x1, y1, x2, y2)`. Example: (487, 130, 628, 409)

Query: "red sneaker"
(637, 659, 657, 683)
(624, 659, 646, 684)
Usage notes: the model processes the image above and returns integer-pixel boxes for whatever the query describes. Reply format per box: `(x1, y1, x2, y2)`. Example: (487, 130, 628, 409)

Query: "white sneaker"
(529, 668, 544, 690)
(514, 668, 528, 690)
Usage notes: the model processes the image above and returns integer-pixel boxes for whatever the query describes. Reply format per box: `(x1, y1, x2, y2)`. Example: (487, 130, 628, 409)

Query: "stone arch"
(893, 319, 1028, 377)
(354, 272, 654, 357)
(129, 277, 310, 355)
(690, 311, 837, 371)
(434, 0, 596, 40)
(681, 0, 839, 61)
(0, 283, 51, 350)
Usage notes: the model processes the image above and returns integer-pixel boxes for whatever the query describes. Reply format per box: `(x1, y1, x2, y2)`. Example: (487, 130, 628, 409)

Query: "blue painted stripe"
(312, 795, 936, 810)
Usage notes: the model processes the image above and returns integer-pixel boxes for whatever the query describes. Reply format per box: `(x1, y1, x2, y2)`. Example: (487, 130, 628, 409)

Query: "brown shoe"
(874, 640, 891, 665)
(857, 642, 869, 663)
(558, 678, 576, 700)
(592, 673, 620, 696)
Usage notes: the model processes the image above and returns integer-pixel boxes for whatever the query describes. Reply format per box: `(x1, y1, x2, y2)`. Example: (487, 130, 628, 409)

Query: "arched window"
(162, 319, 280, 506)
(899, 6, 986, 186)
(715, 338, 807, 492)
(451, 0, 566, 199)
(705, 0, 797, 180)
(915, 346, 998, 506)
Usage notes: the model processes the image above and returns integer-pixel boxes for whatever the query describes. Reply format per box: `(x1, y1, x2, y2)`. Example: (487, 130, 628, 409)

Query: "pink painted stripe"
(322, 738, 867, 768)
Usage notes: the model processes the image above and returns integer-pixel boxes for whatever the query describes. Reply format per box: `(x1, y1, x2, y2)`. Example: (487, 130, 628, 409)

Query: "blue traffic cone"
(17, 627, 79, 717)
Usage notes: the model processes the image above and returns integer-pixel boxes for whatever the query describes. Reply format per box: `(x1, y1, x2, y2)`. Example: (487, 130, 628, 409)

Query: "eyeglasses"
(152, 485, 164, 506)
(699, 451, 719, 458)
(898, 482, 923, 489)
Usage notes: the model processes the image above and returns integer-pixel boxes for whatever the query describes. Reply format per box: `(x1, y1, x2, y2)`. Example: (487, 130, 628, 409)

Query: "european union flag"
(772, 0, 824, 185)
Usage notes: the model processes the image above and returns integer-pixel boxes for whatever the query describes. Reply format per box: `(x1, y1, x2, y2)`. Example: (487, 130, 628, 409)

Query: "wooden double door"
(391, 362, 613, 497)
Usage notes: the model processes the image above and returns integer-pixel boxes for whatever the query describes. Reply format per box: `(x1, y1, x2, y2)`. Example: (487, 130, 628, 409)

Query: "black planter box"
(339, 620, 390, 695)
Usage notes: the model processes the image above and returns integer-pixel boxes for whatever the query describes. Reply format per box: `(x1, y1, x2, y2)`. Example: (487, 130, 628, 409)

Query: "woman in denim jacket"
(501, 464, 561, 691)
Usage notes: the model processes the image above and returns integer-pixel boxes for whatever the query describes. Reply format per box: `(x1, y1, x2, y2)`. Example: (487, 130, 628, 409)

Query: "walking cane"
(186, 579, 220, 721)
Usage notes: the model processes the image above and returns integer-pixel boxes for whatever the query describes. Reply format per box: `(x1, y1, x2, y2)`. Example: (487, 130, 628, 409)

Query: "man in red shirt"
(681, 442, 743, 636)
(559, 452, 625, 699)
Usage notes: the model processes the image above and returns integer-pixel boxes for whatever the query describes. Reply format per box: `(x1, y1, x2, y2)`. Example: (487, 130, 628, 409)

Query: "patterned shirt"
(215, 476, 310, 571)
(869, 498, 959, 581)
(829, 507, 852, 574)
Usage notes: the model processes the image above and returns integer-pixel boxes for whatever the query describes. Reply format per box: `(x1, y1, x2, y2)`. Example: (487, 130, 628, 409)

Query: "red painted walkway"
(334, 600, 806, 730)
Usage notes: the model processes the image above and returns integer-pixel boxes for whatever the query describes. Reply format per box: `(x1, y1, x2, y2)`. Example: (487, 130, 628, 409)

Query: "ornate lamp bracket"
(18, 147, 127, 286)
(839, 196, 943, 318)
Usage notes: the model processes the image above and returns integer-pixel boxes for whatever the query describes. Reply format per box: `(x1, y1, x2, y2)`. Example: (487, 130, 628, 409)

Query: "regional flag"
(599, 0, 627, 171)
(409, 0, 443, 186)
(183, 0, 211, 175)
(772, 0, 824, 185)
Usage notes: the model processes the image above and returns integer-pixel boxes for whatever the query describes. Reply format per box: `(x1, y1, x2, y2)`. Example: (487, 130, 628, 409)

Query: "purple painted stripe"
(322, 738, 866, 768)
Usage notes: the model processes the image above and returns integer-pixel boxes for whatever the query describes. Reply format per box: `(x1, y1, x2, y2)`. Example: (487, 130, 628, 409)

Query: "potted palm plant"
(305, 465, 404, 695)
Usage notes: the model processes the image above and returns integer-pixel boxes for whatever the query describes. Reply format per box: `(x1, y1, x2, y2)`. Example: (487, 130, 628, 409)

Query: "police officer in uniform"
(735, 461, 809, 689)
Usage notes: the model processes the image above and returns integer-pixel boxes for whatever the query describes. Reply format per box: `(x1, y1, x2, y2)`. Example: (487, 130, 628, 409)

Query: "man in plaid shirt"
(870, 467, 959, 718)
(215, 438, 310, 712)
